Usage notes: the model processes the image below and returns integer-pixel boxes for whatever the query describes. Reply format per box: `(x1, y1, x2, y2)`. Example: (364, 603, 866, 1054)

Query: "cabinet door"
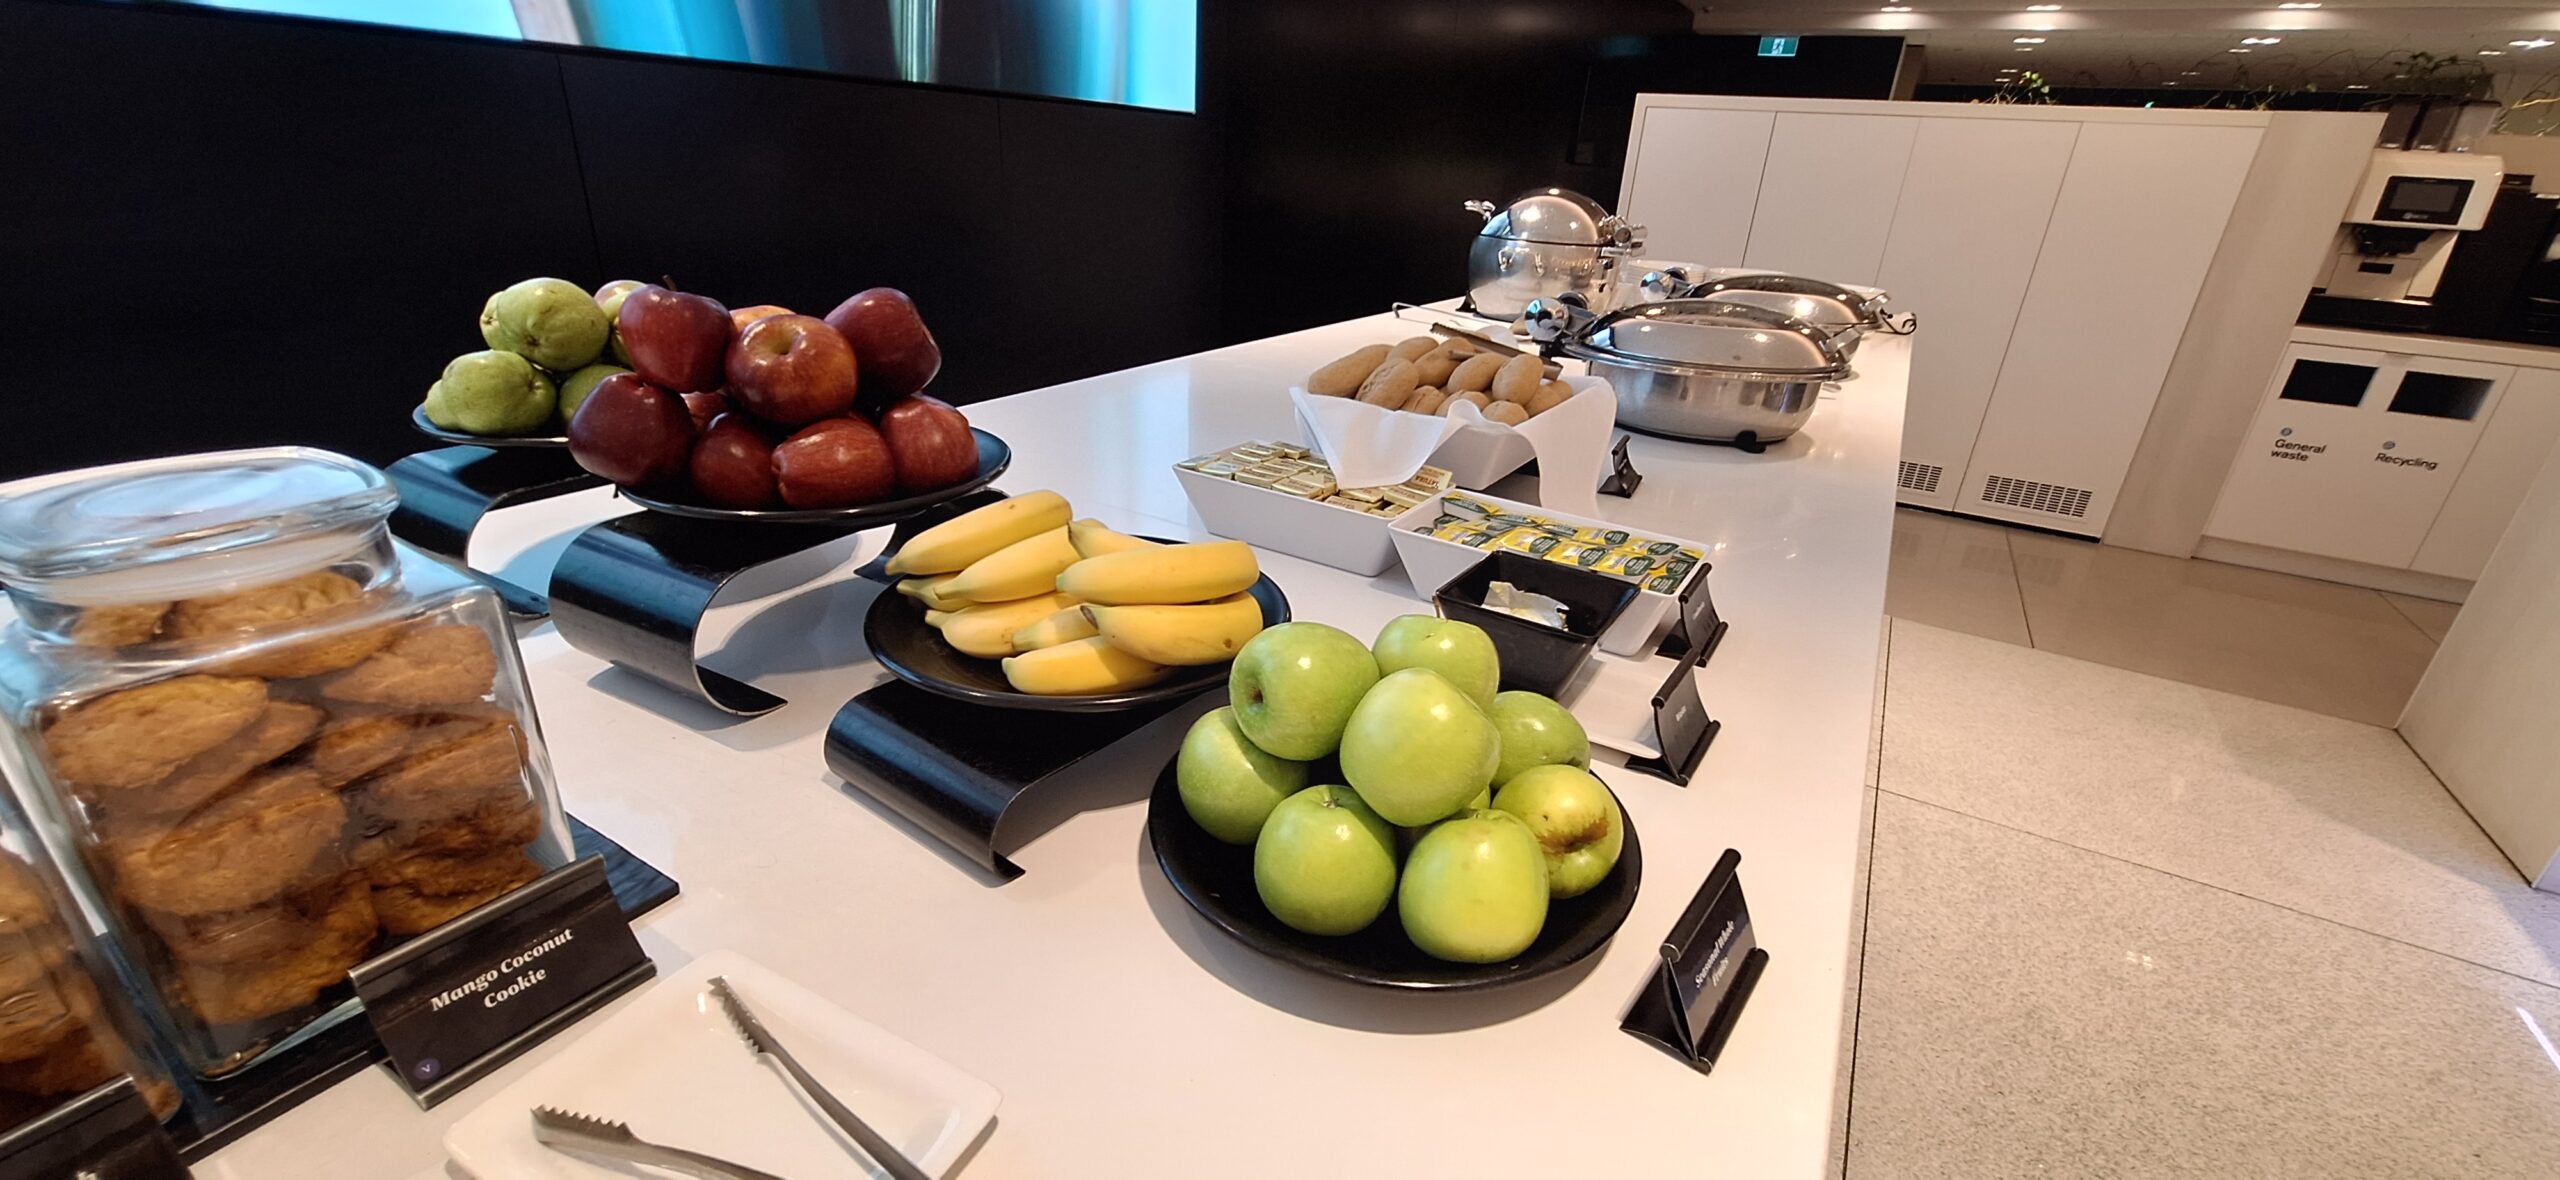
(1878, 116, 2080, 510)
(1740, 112, 1919, 285)
(1620, 107, 1775, 268)
(2415, 366, 2560, 580)
(1955, 121, 2265, 534)
(2207, 348, 2510, 568)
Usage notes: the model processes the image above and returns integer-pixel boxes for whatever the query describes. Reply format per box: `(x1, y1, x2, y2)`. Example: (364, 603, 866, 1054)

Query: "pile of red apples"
(571, 283, 978, 510)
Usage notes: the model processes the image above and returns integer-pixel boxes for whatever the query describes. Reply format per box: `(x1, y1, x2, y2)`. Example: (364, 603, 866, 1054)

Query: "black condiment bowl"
(1430, 550, 1638, 697)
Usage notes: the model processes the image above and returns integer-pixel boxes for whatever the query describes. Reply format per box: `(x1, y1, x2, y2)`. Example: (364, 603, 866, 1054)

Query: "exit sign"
(1758, 35, 1800, 58)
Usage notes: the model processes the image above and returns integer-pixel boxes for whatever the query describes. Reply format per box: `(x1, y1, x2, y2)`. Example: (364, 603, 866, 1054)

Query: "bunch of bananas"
(888, 491, 1269, 695)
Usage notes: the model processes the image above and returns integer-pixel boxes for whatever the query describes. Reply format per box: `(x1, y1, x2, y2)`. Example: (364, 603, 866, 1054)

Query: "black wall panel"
(0, 0, 602, 475)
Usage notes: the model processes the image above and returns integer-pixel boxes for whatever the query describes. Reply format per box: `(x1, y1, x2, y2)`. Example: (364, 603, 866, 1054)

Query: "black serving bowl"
(1430, 550, 1638, 696)
(1146, 754, 1642, 990)
(618, 428, 1010, 525)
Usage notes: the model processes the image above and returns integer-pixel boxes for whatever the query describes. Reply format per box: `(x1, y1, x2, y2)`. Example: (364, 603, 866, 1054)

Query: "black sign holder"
(0, 1077, 190, 1180)
(1622, 654, 1720, 787)
(386, 446, 603, 618)
(1598, 433, 1644, 498)
(824, 681, 1197, 878)
(156, 814, 675, 1162)
(1653, 563, 1728, 666)
(1623, 849, 1765, 1075)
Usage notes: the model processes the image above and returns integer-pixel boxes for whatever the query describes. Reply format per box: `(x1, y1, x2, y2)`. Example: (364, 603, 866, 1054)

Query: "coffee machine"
(2316, 148, 2506, 303)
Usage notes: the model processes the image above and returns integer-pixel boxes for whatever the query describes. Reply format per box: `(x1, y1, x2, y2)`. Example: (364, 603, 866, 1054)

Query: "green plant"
(1981, 70, 2055, 105)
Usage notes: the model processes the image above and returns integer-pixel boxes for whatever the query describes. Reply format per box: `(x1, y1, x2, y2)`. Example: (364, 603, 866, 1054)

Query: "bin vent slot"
(1980, 474, 2093, 518)
(1897, 460, 1944, 494)
(2278, 360, 2374, 407)
(2388, 371, 2495, 420)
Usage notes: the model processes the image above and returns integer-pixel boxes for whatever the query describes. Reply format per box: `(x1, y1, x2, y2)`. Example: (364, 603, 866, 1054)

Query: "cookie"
(356, 721, 527, 824)
(371, 853, 539, 936)
(0, 980, 77, 1065)
(141, 870, 362, 969)
(353, 790, 541, 862)
(322, 625, 497, 707)
(128, 700, 326, 819)
(66, 602, 169, 648)
(0, 1025, 117, 1097)
(304, 712, 420, 788)
(362, 841, 547, 898)
(222, 622, 398, 680)
(0, 860, 54, 931)
(172, 883, 376, 1024)
(166, 570, 364, 637)
(106, 768, 346, 916)
(43, 675, 267, 792)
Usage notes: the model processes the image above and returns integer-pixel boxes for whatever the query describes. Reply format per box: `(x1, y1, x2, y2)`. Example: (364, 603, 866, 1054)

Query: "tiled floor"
(1842, 620, 2560, 1177)
(1886, 507, 2452, 726)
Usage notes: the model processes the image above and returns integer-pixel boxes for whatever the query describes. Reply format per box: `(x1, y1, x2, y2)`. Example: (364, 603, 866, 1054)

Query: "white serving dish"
(1387, 491, 1708, 656)
(444, 950, 999, 1179)
(1174, 462, 1402, 576)
(1291, 375, 1615, 492)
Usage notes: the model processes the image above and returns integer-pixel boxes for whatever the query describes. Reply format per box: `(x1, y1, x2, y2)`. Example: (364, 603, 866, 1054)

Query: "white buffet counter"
(198, 311, 1909, 1179)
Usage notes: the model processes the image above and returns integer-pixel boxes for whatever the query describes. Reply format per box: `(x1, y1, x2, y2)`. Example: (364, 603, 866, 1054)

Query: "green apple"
(1488, 690, 1590, 787)
(1395, 786, 1490, 853)
(427, 350, 555, 436)
(557, 362, 631, 423)
(481, 277, 610, 370)
(1372, 614, 1500, 709)
(1177, 706, 1309, 845)
(595, 279, 646, 366)
(1340, 668, 1499, 827)
(1254, 785, 1397, 936)
(1398, 809, 1548, 962)
(1493, 764, 1623, 898)
(1229, 622, 1380, 761)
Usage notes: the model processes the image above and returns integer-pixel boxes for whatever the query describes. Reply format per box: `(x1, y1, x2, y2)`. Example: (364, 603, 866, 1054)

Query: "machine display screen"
(2378, 176, 2472, 223)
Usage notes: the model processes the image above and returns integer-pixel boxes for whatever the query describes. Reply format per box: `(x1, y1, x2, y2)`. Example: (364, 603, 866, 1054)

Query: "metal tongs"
(531, 1106, 788, 1180)
(710, 976, 933, 1180)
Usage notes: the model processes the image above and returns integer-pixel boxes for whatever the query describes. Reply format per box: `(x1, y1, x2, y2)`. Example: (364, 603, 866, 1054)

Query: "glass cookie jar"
(0, 786, 179, 1130)
(0, 448, 574, 1078)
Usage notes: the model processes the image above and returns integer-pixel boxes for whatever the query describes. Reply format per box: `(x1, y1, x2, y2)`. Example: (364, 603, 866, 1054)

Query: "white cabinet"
(1740, 112, 1919, 285)
(1954, 122, 2265, 534)
(1622, 107, 1773, 269)
(2415, 367, 2560, 579)
(2207, 344, 2512, 568)
(1877, 117, 2080, 510)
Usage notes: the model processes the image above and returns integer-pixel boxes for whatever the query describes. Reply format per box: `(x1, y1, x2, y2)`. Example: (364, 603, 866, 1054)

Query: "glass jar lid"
(0, 448, 396, 606)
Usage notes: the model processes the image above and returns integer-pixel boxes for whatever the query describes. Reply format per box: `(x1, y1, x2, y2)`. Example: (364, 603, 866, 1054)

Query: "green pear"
(1488, 690, 1590, 787)
(1178, 707, 1309, 844)
(481, 277, 610, 370)
(557, 362, 631, 424)
(430, 350, 556, 436)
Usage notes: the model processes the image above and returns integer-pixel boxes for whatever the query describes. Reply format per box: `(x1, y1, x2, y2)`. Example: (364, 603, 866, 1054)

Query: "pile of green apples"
(1179, 615, 1625, 963)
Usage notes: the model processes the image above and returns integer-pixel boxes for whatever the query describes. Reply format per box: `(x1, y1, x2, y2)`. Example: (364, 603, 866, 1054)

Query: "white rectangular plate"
(444, 950, 998, 1178)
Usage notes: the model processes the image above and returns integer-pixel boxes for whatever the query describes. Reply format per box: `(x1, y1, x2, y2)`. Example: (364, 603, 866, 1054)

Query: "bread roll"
(1490, 355, 1543, 404)
(1356, 360, 1419, 410)
(1307, 345, 1390, 397)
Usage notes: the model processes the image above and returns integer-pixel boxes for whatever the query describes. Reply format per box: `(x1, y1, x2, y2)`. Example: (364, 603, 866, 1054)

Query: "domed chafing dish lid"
(1563, 300, 1852, 380)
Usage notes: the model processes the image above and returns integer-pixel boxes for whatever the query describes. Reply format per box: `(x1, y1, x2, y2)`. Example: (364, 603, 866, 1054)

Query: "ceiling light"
(2513, 39, 2555, 49)
(2164, 80, 2179, 85)
(2181, 70, 2201, 75)
(2481, 49, 2506, 56)
(2014, 36, 2046, 44)
(2346, 83, 2369, 89)
(2229, 47, 2251, 53)
(2241, 37, 2282, 45)
(1880, 4, 1912, 10)
(2276, 2, 2320, 8)
(2025, 3, 2061, 9)
(2016, 46, 2035, 52)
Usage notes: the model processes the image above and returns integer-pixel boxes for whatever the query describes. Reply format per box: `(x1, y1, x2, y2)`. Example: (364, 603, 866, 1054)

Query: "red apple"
(824, 288, 940, 408)
(876, 395, 978, 492)
(726, 314, 860, 426)
(618, 284, 732, 392)
(682, 390, 731, 435)
(689, 413, 781, 509)
(771, 416, 896, 508)
(729, 304, 793, 333)
(568, 373, 693, 488)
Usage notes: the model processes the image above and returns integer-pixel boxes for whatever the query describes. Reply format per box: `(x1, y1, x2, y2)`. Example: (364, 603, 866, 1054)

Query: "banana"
(924, 608, 957, 629)
(1013, 606, 1099, 652)
(1055, 540, 1260, 606)
(936, 592, 1078, 659)
(944, 525, 1079, 603)
(885, 491, 1071, 576)
(1067, 518, 1157, 560)
(1083, 594, 1265, 666)
(1001, 636, 1172, 696)
(897, 572, 972, 612)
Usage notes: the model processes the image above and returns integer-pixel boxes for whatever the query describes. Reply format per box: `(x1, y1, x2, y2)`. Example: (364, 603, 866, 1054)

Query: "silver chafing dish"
(1464, 189, 1643, 320)
(1634, 270, 1914, 357)
(1524, 296, 1853, 446)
